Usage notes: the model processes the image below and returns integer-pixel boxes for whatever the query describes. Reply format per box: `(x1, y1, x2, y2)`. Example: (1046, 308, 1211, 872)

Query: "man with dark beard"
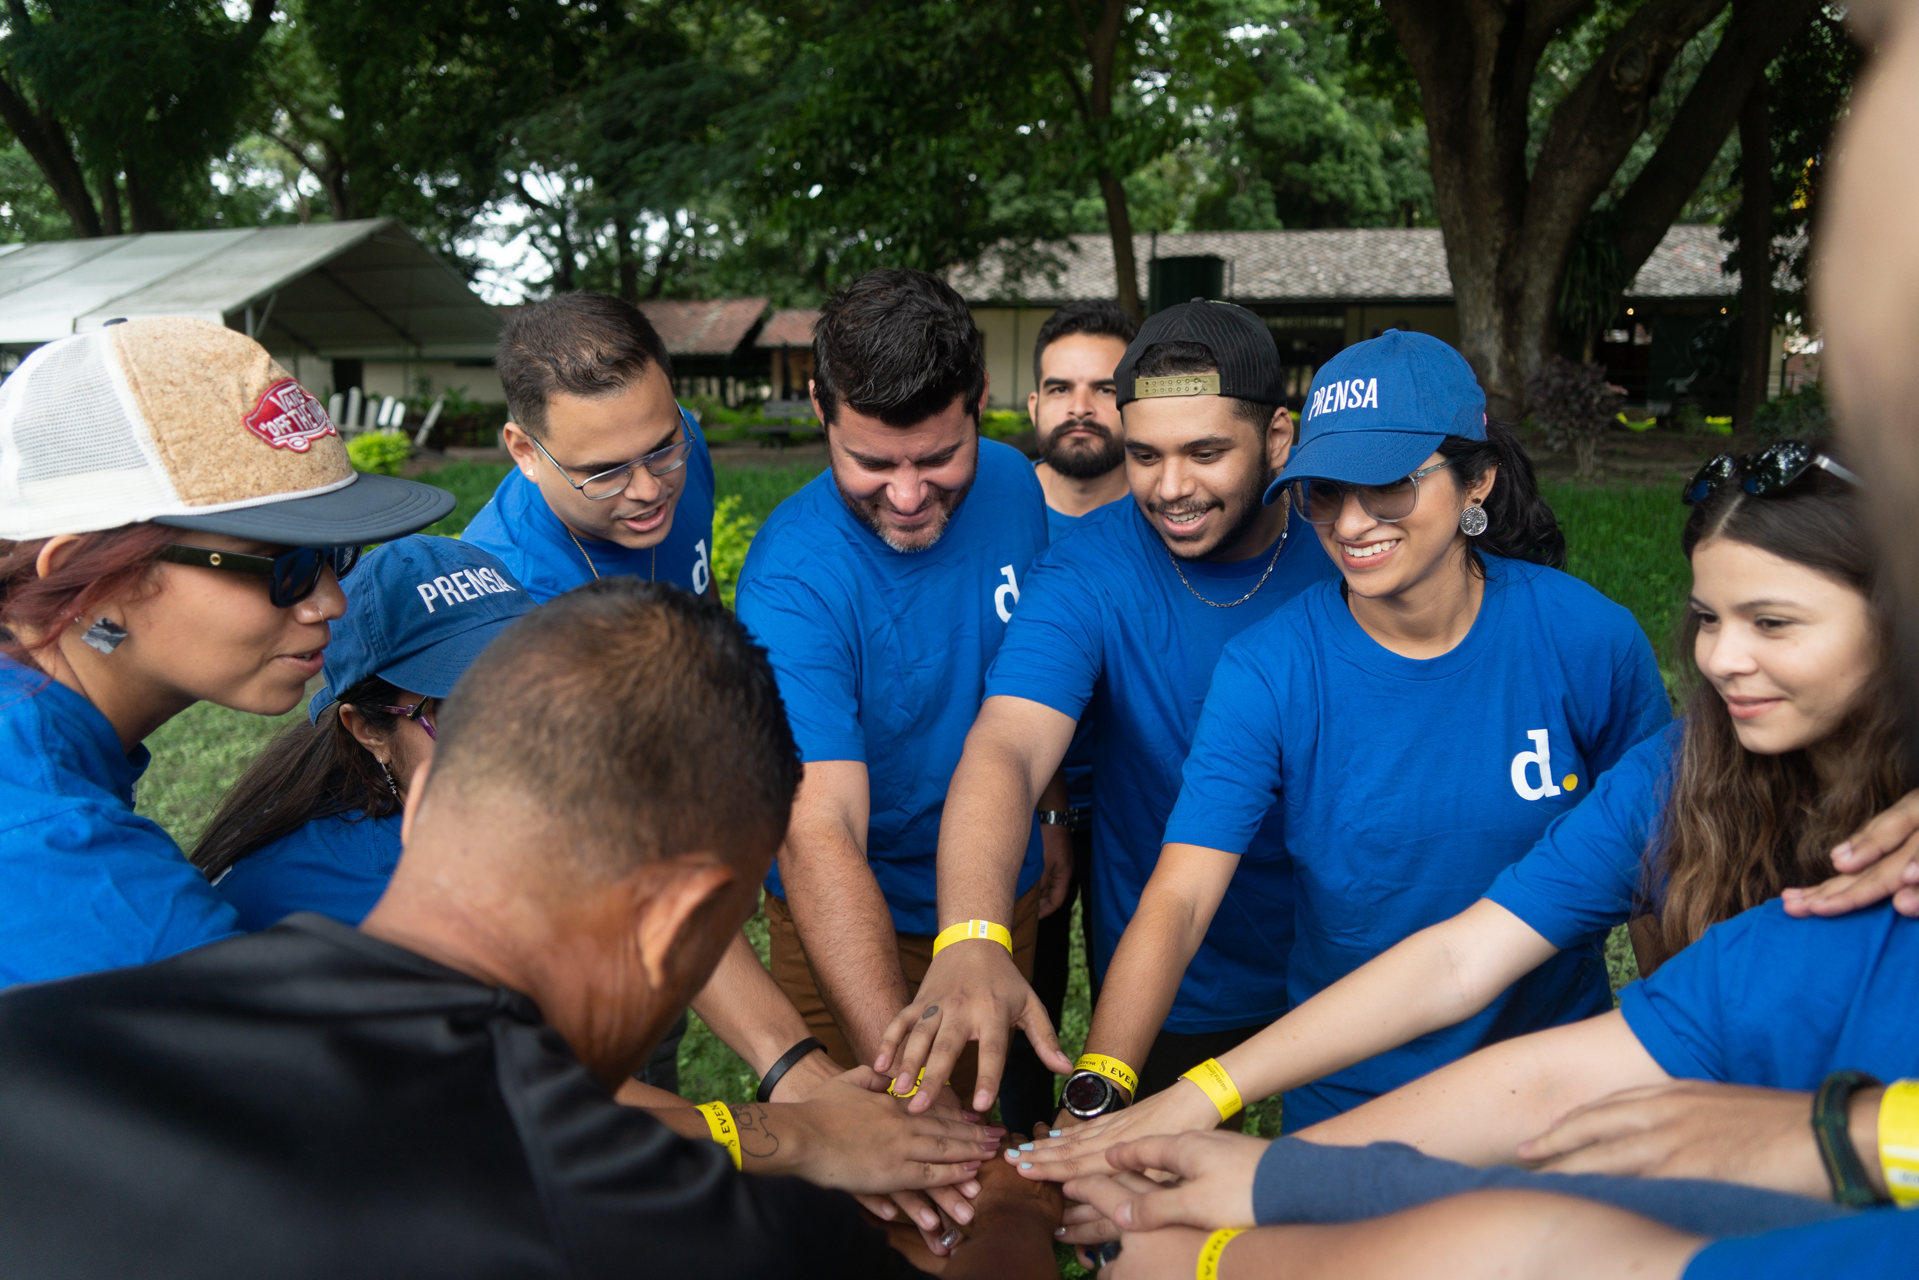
(734, 272, 1063, 1219)
(996, 299, 1137, 1137)
(877, 301, 1337, 1123)
(1027, 301, 1137, 530)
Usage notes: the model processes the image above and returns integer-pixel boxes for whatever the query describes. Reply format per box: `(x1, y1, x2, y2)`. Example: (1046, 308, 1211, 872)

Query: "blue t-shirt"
(1167, 556, 1670, 1124)
(1482, 722, 1681, 949)
(462, 406, 717, 602)
(1621, 900, 1919, 1088)
(736, 438, 1050, 935)
(1684, 1208, 1918, 1279)
(984, 498, 1338, 1031)
(1035, 480, 1131, 813)
(0, 656, 238, 988)
(213, 811, 405, 932)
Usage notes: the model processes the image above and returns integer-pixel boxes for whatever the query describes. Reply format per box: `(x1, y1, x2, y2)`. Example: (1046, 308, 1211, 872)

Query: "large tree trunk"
(1734, 77, 1773, 437)
(1383, 0, 1816, 419)
(0, 74, 101, 236)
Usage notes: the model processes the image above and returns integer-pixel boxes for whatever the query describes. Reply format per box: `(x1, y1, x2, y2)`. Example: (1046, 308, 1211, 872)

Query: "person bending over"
(1017, 440, 1916, 1171)
(0, 579, 1061, 1278)
(0, 319, 452, 989)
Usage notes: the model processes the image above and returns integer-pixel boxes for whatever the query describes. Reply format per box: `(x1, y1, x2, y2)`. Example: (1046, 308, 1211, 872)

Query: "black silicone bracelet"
(756, 1036, 827, 1104)
(1812, 1069, 1887, 1207)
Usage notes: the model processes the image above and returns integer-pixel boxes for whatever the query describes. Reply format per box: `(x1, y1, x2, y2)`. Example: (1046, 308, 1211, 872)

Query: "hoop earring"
(1459, 504, 1489, 537)
(80, 617, 129, 654)
(378, 759, 400, 801)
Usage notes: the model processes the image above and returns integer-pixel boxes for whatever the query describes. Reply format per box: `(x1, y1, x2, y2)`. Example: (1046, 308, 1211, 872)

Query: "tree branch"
(0, 71, 100, 236)
(1610, 0, 1819, 276)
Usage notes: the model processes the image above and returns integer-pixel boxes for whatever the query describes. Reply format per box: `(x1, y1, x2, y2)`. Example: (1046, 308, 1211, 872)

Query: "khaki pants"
(765, 884, 1042, 1102)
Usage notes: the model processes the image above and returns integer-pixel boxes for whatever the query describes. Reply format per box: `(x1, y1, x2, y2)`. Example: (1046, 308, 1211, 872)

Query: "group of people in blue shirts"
(2, 253, 1917, 1278)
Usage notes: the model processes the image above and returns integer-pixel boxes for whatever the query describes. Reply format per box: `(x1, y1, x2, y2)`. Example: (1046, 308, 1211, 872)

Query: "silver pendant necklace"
(1168, 491, 1290, 609)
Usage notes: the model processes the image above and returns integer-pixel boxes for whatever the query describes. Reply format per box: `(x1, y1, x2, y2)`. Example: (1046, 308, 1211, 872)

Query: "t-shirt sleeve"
(1161, 634, 1288, 856)
(1482, 727, 1676, 949)
(983, 549, 1105, 721)
(733, 572, 866, 764)
(1682, 1207, 1919, 1280)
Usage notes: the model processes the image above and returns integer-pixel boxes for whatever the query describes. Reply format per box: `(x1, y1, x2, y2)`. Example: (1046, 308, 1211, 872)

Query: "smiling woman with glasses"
(193, 536, 532, 932)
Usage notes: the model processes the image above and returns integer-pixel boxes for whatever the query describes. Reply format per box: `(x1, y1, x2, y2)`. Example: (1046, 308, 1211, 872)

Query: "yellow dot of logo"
(1563, 774, 1579, 791)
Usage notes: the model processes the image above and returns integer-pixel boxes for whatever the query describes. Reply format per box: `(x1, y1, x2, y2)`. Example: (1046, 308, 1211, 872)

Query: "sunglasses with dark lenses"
(1682, 441, 1864, 507)
(1292, 459, 1455, 526)
(157, 543, 361, 608)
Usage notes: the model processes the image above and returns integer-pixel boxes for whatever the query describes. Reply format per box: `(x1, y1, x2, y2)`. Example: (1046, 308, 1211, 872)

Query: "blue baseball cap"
(1265, 329, 1487, 503)
(310, 535, 534, 720)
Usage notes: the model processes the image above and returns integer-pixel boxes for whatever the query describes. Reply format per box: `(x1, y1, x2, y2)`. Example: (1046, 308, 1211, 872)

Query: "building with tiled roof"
(957, 225, 1767, 412)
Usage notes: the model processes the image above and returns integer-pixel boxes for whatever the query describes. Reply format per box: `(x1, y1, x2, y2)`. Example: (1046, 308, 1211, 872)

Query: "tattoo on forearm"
(732, 1104, 782, 1159)
(922, 1005, 939, 1019)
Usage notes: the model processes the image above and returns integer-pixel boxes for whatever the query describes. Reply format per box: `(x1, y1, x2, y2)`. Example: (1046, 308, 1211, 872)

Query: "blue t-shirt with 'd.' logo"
(463, 405, 717, 602)
(1166, 555, 1670, 1127)
(984, 497, 1339, 1033)
(736, 438, 1049, 935)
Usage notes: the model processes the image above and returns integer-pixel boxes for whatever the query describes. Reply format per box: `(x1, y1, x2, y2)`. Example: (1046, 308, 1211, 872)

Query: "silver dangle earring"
(378, 759, 400, 801)
(80, 617, 129, 654)
(1459, 503, 1489, 537)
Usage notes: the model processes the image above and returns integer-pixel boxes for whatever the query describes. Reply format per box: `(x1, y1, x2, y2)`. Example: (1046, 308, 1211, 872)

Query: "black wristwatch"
(1813, 1069, 1889, 1207)
(1061, 1069, 1130, 1119)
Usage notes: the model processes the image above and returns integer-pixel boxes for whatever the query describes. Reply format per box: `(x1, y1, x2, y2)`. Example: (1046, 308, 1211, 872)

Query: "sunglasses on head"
(1682, 441, 1863, 507)
(157, 543, 361, 608)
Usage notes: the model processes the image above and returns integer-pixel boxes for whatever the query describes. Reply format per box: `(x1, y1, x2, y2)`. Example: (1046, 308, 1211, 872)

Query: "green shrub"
(981, 408, 1030, 441)
(346, 430, 412, 476)
(1753, 383, 1831, 442)
(1527, 357, 1619, 479)
(710, 494, 759, 608)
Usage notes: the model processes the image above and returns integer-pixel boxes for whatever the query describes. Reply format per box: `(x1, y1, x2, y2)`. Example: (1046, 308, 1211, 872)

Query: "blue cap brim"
(307, 611, 521, 721)
(1264, 428, 1450, 504)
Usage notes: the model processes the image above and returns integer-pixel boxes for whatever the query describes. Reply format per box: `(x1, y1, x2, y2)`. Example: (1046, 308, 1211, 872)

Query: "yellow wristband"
(1074, 1053, 1139, 1097)
(1196, 1227, 1242, 1280)
(698, 1100, 742, 1170)
(1880, 1078, 1919, 1207)
(933, 918, 1013, 957)
(1182, 1058, 1243, 1121)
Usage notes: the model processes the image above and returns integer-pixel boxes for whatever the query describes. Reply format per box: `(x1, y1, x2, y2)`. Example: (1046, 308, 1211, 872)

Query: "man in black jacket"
(0, 579, 1060, 1279)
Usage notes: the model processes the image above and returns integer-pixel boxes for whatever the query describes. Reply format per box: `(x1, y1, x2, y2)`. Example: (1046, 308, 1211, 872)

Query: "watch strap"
(1813, 1069, 1885, 1206)
(755, 1036, 826, 1104)
(1879, 1078, 1919, 1207)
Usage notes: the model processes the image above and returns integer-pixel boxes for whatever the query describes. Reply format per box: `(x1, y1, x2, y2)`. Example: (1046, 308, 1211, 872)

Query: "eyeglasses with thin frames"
(526, 417, 694, 501)
(1292, 459, 1455, 525)
(370, 697, 436, 740)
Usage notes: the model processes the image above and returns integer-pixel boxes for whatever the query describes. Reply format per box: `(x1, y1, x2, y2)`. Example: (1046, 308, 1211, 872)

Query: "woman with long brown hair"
(0, 319, 452, 988)
(1016, 437, 1917, 1176)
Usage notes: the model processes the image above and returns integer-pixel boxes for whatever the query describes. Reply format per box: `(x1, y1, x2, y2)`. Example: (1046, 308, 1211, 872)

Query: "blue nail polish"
(1020, 1161, 1032, 1169)
(1018, 1142, 1034, 1151)
(1049, 1129, 1062, 1137)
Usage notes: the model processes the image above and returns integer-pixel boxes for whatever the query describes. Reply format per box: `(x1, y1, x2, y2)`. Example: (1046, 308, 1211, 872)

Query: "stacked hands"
(859, 793, 1919, 1270)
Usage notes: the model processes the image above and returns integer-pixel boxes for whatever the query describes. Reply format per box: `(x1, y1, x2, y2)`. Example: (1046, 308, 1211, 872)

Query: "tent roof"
(0, 219, 500, 358)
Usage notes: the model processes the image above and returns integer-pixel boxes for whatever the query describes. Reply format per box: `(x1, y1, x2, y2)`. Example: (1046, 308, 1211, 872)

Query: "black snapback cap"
(1114, 299, 1284, 409)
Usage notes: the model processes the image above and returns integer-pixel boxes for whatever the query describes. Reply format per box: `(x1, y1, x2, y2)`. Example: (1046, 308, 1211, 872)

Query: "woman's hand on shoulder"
(1782, 788, 1919, 919)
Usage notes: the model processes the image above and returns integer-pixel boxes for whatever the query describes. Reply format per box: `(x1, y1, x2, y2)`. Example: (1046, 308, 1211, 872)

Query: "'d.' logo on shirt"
(994, 565, 1020, 623)
(1510, 729, 1580, 801)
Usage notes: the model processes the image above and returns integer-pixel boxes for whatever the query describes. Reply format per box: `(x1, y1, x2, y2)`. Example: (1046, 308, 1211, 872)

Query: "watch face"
(1062, 1071, 1117, 1118)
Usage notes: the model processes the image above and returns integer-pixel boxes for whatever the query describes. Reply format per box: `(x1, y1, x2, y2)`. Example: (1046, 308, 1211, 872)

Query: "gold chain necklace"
(1168, 491, 1289, 609)
(564, 521, 656, 583)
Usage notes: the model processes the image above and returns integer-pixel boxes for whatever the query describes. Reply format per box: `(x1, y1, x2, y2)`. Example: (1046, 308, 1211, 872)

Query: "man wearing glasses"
(464, 292, 718, 603)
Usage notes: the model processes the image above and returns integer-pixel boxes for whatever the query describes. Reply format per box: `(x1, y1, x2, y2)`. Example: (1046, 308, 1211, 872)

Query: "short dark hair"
(1132, 341, 1271, 430)
(1032, 300, 1138, 389)
(812, 269, 986, 428)
(427, 580, 801, 877)
(497, 292, 674, 438)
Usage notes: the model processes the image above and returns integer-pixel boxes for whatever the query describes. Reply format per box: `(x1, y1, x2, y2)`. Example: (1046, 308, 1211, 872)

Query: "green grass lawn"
(136, 460, 1683, 1132)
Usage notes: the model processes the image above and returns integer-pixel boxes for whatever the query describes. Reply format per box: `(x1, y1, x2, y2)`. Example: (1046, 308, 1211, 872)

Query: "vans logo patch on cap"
(243, 378, 338, 453)
(417, 567, 517, 613)
(1306, 377, 1379, 420)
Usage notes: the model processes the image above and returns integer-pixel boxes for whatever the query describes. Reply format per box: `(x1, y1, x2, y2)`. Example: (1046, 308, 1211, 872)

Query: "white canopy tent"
(0, 219, 499, 361)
